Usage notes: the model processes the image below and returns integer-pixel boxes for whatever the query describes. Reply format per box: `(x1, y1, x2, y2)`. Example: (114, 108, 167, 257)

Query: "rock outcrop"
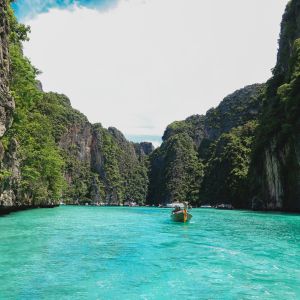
(134, 142, 155, 157)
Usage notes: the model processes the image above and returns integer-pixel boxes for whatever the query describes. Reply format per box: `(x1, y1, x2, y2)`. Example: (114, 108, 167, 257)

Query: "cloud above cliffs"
(15, 0, 289, 142)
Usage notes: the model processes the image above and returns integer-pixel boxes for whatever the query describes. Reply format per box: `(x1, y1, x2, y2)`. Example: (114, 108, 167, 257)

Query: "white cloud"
(23, 0, 289, 138)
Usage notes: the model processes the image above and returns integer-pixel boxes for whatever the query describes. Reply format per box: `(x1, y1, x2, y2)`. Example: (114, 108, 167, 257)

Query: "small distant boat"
(200, 205, 212, 208)
(216, 204, 233, 210)
(124, 201, 138, 207)
(171, 203, 192, 223)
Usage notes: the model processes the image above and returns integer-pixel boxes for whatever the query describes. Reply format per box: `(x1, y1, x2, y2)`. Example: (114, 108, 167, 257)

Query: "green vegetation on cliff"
(201, 121, 258, 208)
(148, 133, 203, 205)
(34, 93, 150, 205)
(148, 84, 264, 207)
(1, 7, 65, 204)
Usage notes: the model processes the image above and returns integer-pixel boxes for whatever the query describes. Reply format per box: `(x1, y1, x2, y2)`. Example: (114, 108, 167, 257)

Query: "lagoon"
(0, 207, 300, 299)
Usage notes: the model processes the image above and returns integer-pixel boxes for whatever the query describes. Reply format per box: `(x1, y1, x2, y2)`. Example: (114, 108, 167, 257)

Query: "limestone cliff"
(0, 0, 18, 212)
(41, 93, 152, 205)
(0, 0, 14, 138)
(251, 0, 300, 211)
(148, 84, 264, 205)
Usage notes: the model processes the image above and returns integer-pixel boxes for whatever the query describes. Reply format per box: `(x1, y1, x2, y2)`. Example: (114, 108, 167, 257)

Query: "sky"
(13, 0, 289, 146)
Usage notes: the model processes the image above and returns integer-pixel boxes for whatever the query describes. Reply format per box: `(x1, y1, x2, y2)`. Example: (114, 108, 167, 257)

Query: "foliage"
(37, 94, 150, 205)
(38, 92, 88, 142)
(164, 133, 203, 205)
(100, 128, 125, 203)
(204, 84, 265, 139)
(2, 11, 65, 204)
(201, 121, 258, 208)
(7, 4, 30, 44)
(96, 126, 150, 205)
(148, 133, 203, 206)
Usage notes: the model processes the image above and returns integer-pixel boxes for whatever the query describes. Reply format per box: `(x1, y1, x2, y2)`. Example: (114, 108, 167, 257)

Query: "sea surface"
(0, 206, 300, 299)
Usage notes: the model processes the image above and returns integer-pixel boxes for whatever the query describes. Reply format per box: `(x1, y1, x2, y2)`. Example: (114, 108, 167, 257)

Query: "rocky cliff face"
(251, 0, 300, 211)
(40, 93, 152, 205)
(59, 122, 92, 165)
(0, 138, 20, 210)
(0, 0, 14, 138)
(0, 0, 19, 212)
(134, 142, 155, 157)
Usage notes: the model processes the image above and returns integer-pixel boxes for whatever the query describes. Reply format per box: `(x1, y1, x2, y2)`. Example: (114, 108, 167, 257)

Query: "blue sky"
(13, 0, 289, 146)
(12, 0, 119, 20)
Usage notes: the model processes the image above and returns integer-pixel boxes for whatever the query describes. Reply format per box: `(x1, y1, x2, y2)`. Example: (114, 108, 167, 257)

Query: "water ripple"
(0, 207, 300, 299)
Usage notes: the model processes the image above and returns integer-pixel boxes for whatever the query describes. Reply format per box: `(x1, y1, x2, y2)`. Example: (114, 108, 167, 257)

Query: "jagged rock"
(108, 127, 128, 144)
(0, 190, 15, 207)
(36, 80, 43, 92)
(59, 122, 92, 163)
(134, 142, 154, 156)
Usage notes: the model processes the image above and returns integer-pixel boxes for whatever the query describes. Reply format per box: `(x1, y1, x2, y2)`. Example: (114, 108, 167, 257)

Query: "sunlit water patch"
(0, 207, 300, 299)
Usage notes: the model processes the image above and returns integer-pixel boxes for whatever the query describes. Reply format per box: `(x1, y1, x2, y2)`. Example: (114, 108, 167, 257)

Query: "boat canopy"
(166, 202, 186, 209)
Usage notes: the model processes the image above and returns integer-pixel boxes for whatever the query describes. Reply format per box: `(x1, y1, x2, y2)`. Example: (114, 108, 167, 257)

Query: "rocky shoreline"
(2, 202, 300, 217)
(0, 204, 59, 216)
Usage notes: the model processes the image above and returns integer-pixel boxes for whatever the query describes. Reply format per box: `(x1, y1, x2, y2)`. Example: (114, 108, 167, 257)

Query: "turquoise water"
(0, 207, 300, 299)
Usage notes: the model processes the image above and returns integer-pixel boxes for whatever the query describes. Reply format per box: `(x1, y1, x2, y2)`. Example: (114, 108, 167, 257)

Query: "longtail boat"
(170, 203, 192, 223)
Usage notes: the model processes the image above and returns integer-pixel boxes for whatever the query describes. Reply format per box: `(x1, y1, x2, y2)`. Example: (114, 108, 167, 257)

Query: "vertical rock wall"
(0, 0, 19, 211)
(0, 0, 14, 138)
(251, 0, 300, 211)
